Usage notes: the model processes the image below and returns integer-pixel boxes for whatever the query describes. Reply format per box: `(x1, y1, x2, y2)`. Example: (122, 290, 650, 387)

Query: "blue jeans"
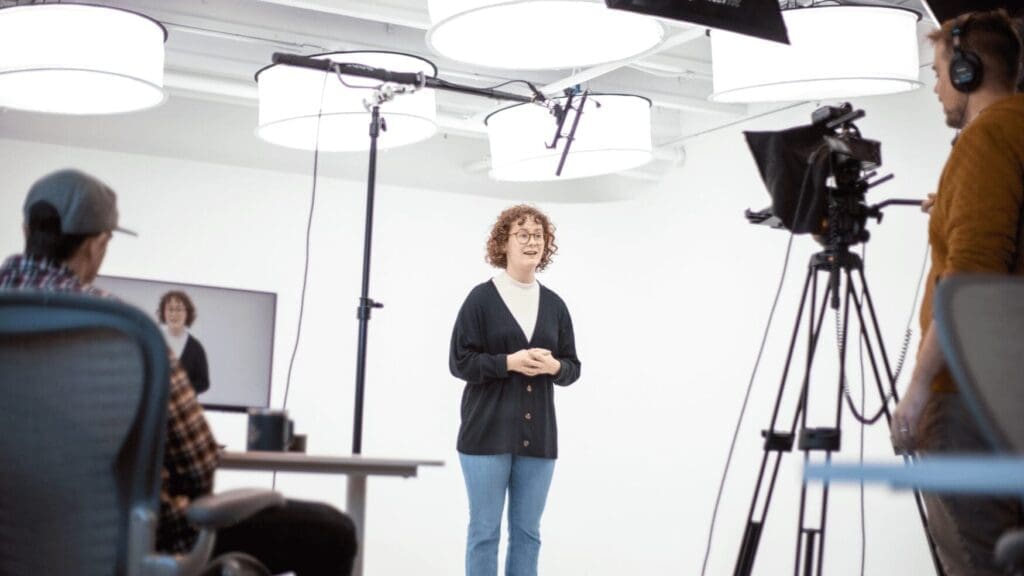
(459, 453, 556, 576)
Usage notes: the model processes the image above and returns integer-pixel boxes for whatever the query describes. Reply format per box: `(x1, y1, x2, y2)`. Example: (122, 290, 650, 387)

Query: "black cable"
(700, 151, 825, 574)
(477, 78, 550, 105)
(329, 66, 544, 100)
(836, 313, 888, 424)
(859, 244, 867, 576)
(333, 66, 382, 91)
(479, 78, 543, 95)
(273, 72, 327, 489)
(841, 239, 930, 572)
(700, 233, 795, 576)
(837, 235, 930, 424)
(894, 244, 931, 383)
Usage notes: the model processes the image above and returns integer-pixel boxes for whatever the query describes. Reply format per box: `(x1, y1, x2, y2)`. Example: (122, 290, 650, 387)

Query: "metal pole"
(352, 105, 383, 454)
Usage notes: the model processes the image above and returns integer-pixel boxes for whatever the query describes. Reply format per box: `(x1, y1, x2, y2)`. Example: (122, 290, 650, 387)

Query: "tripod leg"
(855, 268, 899, 403)
(813, 277, 857, 576)
(735, 265, 817, 576)
(793, 269, 822, 576)
(793, 273, 834, 576)
(795, 450, 817, 576)
(798, 268, 855, 576)
(849, 269, 947, 576)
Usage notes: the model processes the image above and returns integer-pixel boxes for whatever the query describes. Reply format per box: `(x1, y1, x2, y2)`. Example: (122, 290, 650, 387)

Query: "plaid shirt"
(0, 254, 220, 553)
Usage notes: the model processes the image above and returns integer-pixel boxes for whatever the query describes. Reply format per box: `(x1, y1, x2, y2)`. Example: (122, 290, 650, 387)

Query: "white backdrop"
(0, 75, 957, 575)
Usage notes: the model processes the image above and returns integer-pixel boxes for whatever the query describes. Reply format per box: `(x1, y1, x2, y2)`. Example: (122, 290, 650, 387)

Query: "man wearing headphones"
(891, 10, 1024, 575)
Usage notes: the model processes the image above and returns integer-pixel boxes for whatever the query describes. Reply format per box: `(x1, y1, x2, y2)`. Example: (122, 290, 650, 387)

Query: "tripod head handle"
(869, 197, 926, 223)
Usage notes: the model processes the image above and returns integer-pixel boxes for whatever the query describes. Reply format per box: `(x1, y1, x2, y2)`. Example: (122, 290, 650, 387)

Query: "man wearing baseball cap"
(0, 169, 358, 575)
(0, 168, 224, 556)
(0, 168, 136, 290)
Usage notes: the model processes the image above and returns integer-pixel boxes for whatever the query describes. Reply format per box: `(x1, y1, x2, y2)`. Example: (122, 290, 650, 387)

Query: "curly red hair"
(485, 204, 558, 271)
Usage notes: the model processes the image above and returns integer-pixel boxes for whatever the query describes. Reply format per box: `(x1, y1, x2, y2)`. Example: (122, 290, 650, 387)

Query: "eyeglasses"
(512, 231, 545, 245)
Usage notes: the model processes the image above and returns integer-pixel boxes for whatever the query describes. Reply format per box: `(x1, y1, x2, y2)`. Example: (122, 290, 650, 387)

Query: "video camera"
(744, 103, 891, 249)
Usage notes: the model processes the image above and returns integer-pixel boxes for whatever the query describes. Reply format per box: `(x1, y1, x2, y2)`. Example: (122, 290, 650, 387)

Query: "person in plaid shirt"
(2, 170, 356, 575)
(0, 169, 219, 553)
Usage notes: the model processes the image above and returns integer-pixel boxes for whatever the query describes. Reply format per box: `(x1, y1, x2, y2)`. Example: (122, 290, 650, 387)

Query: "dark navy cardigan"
(450, 280, 581, 458)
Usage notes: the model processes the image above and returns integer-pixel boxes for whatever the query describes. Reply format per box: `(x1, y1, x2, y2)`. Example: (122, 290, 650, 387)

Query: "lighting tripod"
(733, 244, 945, 576)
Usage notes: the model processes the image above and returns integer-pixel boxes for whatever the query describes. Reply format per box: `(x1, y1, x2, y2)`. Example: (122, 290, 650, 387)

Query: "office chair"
(934, 275, 1024, 574)
(0, 292, 283, 576)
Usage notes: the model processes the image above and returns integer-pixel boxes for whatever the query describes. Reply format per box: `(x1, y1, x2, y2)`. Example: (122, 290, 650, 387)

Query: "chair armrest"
(996, 529, 1024, 571)
(141, 490, 283, 576)
(185, 488, 285, 530)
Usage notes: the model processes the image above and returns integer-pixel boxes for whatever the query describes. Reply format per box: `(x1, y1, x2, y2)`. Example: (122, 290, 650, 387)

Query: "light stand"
(352, 102, 383, 454)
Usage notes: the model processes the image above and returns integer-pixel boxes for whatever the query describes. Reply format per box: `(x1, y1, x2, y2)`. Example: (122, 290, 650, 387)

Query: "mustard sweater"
(922, 93, 1024, 392)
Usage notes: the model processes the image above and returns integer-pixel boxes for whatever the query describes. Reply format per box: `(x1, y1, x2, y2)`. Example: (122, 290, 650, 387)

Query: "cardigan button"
(526, 385, 533, 392)
(523, 440, 530, 448)
(525, 413, 532, 421)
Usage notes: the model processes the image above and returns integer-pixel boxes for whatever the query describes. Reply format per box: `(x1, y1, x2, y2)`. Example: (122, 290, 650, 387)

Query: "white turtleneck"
(492, 270, 540, 342)
(162, 325, 189, 359)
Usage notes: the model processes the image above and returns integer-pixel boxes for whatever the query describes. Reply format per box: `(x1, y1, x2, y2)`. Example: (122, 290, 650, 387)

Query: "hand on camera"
(921, 193, 937, 214)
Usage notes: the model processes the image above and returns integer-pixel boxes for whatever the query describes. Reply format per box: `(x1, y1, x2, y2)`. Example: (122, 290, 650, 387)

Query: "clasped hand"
(507, 348, 560, 377)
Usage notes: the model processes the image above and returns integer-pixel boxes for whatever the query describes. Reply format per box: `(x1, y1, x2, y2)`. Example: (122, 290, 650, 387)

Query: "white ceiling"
(124, 0, 745, 138)
(0, 0, 937, 190)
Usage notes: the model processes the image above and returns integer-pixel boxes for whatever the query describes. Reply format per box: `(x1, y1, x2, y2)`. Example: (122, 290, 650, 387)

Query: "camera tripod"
(733, 245, 945, 576)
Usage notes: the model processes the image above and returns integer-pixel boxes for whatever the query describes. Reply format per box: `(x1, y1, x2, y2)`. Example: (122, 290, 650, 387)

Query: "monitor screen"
(93, 275, 276, 410)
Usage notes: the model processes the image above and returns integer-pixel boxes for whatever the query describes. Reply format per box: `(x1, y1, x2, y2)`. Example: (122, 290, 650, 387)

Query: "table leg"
(347, 474, 367, 576)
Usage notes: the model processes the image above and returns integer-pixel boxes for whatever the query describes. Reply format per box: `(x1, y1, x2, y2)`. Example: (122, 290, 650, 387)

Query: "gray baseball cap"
(23, 169, 136, 237)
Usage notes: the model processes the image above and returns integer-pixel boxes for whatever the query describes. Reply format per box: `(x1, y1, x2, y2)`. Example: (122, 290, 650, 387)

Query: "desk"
(219, 452, 443, 576)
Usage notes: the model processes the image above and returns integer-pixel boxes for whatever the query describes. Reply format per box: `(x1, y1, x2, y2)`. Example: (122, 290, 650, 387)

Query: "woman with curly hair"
(158, 290, 210, 395)
(449, 204, 581, 576)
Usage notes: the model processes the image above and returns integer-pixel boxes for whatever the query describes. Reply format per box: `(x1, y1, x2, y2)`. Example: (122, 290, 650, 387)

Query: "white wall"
(0, 78, 957, 575)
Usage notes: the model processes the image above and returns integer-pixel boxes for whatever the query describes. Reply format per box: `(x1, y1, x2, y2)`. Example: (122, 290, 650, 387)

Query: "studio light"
(427, 0, 664, 70)
(256, 51, 438, 151)
(0, 4, 167, 115)
(710, 6, 922, 103)
(486, 93, 652, 181)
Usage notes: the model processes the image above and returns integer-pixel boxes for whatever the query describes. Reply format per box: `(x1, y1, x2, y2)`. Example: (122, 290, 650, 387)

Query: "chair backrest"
(0, 291, 170, 576)
(934, 276, 1024, 454)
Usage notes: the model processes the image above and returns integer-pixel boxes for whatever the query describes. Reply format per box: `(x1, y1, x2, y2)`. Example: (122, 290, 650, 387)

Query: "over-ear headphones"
(950, 17, 983, 93)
